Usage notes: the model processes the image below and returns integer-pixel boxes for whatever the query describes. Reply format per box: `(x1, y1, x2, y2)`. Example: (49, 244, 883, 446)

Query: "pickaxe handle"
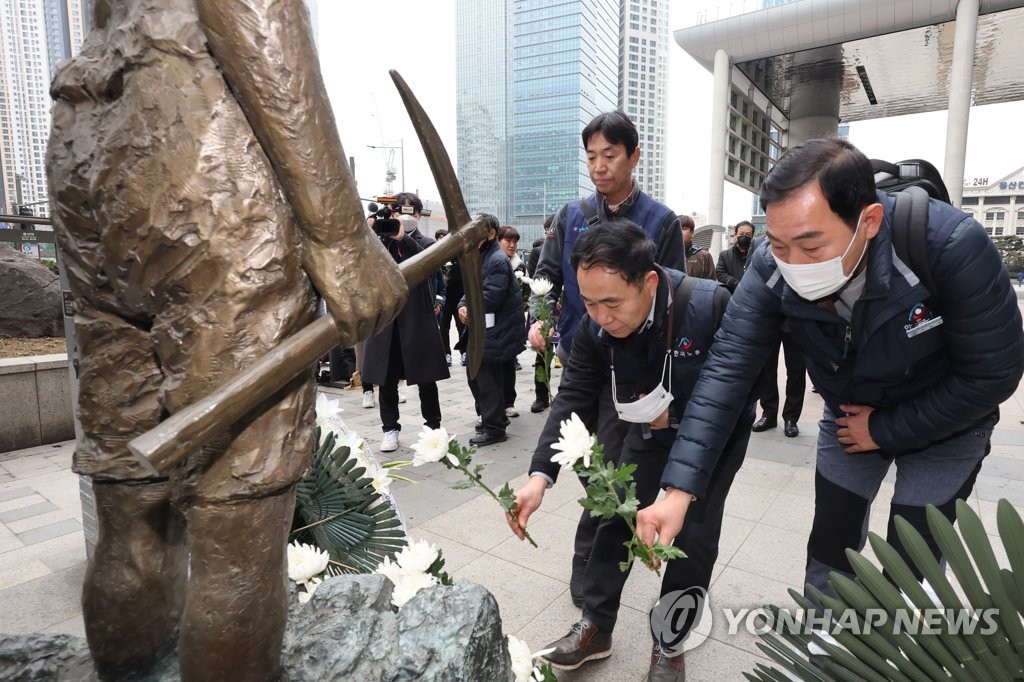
(127, 224, 485, 476)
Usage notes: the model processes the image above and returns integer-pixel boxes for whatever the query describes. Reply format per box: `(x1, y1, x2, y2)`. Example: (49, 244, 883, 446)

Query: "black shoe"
(647, 645, 685, 681)
(530, 399, 549, 414)
(751, 415, 777, 432)
(469, 432, 507, 447)
(540, 618, 612, 671)
(325, 379, 350, 389)
(784, 420, 799, 437)
(514, 359, 522, 371)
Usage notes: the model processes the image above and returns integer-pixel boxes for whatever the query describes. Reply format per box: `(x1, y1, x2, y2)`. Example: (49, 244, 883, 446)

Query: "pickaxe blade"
(389, 69, 484, 380)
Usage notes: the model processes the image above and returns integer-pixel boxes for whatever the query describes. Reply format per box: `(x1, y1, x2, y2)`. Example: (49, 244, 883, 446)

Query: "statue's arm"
(194, 0, 406, 341)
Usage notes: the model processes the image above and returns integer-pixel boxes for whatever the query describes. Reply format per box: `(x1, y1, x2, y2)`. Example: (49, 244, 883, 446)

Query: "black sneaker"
(540, 618, 612, 671)
(530, 399, 549, 413)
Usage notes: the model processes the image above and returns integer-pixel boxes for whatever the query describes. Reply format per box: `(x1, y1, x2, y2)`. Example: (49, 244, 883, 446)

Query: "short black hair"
(434, 229, 448, 240)
(678, 214, 695, 231)
(734, 220, 754, 235)
(543, 213, 555, 231)
(476, 212, 500, 235)
(393, 191, 423, 215)
(532, 237, 544, 248)
(570, 220, 655, 288)
(582, 111, 638, 157)
(759, 138, 876, 229)
(497, 225, 520, 242)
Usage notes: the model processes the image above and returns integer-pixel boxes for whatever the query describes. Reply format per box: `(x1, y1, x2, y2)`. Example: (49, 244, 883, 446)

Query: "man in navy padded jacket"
(637, 138, 1024, 599)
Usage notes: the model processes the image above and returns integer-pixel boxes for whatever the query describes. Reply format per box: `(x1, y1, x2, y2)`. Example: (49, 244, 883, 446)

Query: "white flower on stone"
(297, 576, 323, 604)
(375, 537, 444, 608)
(529, 277, 553, 297)
(287, 541, 330, 583)
(410, 427, 458, 467)
(508, 635, 556, 682)
(393, 538, 440, 575)
(315, 393, 344, 432)
(390, 570, 439, 609)
(550, 412, 597, 469)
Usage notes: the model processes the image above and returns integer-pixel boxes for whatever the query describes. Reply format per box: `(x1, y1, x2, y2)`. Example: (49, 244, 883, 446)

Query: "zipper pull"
(842, 325, 852, 359)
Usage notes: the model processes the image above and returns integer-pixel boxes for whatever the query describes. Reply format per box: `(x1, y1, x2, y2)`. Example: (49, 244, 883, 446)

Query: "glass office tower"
(457, 0, 618, 243)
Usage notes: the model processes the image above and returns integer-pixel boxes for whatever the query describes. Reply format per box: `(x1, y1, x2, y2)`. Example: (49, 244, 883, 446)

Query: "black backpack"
(871, 158, 952, 296)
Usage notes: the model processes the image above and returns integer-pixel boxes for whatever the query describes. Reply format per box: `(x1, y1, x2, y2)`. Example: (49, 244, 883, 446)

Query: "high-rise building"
(0, 0, 87, 218)
(456, 0, 620, 244)
(619, 0, 669, 203)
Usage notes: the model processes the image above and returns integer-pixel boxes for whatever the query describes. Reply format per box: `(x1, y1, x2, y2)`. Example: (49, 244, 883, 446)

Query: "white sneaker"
(398, 392, 407, 404)
(362, 391, 375, 408)
(505, 407, 519, 418)
(380, 430, 399, 452)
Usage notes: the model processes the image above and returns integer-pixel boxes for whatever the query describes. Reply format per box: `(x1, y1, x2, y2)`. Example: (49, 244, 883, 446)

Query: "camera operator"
(361, 200, 450, 452)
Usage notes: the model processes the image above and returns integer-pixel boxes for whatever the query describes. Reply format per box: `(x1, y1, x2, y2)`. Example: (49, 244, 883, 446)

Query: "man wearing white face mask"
(637, 138, 1024, 602)
(507, 222, 754, 679)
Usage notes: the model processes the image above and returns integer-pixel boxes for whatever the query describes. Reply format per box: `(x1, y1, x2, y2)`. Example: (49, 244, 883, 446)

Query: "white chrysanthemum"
(508, 636, 534, 682)
(375, 555, 405, 584)
(390, 571, 439, 608)
(515, 270, 528, 282)
(529, 277, 553, 297)
(297, 577, 323, 604)
(394, 538, 440, 575)
(410, 427, 458, 467)
(287, 541, 329, 583)
(550, 412, 596, 469)
(315, 393, 344, 432)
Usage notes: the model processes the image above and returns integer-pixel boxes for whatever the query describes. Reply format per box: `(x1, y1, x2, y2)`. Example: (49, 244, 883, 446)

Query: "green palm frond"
(291, 428, 407, 575)
(748, 499, 1024, 681)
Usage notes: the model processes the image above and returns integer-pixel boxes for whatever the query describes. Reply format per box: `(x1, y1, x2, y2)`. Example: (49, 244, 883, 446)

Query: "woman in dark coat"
(457, 214, 527, 445)
(362, 219, 450, 452)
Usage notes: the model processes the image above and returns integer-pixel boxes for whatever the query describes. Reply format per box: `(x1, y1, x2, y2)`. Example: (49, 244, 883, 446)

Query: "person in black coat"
(715, 220, 755, 292)
(458, 214, 527, 446)
(362, 212, 450, 453)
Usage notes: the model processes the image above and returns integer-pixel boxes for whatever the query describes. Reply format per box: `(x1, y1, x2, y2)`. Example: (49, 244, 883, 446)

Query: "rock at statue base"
(0, 245, 62, 338)
(0, 576, 512, 681)
(0, 633, 93, 681)
(282, 574, 512, 681)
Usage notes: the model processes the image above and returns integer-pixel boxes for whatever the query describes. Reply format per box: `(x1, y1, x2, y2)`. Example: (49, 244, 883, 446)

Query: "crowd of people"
(320, 112, 1023, 682)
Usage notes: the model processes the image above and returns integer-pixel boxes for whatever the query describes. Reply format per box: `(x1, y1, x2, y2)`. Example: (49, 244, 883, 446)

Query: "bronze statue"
(45, 1, 488, 679)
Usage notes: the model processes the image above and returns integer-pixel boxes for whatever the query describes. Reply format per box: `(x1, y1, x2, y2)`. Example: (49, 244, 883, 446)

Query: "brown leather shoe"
(647, 645, 685, 681)
(539, 618, 612, 670)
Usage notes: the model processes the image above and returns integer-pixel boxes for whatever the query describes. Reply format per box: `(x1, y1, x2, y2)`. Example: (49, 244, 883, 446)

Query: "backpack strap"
(672, 274, 699, 332)
(578, 197, 602, 226)
(891, 185, 935, 295)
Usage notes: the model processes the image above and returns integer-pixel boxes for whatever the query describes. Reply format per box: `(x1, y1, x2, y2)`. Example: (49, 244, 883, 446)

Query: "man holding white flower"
(529, 110, 685, 610)
(509, 223, 755, 680)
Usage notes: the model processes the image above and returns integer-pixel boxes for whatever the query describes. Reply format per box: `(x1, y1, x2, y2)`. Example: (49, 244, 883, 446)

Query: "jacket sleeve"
(870, 213, 1024, 452)
(533, 206, 567, 305)
(716, 251, 739, 292)
(661, 252, 782, 497)
(655, 214, 686, 271)
(528, 319, 609, 482)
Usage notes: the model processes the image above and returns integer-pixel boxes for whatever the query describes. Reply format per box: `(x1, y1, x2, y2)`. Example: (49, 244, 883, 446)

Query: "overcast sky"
(315, 0, 1024, 227)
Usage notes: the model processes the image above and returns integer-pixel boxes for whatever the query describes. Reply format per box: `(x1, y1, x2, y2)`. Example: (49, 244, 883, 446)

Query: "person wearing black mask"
(716, 220, 755, 293)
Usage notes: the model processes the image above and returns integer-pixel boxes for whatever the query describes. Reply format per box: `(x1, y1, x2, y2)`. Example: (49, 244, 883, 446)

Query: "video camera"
(369, 195, 423, 238)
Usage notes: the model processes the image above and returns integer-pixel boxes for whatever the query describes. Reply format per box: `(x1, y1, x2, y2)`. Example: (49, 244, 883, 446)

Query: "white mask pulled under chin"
(774, 211, 868, 301)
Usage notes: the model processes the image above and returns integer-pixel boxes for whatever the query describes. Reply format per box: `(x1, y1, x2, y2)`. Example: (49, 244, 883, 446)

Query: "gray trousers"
(805, 407, 994, 597)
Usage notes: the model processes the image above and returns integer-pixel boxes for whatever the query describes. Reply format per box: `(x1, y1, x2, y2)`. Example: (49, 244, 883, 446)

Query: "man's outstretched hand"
(507, 475, 548, 541)
(635, 488, 693, 570)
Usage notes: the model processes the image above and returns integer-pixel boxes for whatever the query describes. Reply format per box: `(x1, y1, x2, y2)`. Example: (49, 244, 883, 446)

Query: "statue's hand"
(318, 230, 408, 344)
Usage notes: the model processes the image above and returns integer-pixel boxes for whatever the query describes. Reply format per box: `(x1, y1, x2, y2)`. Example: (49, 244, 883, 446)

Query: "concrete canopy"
(675, 0, 1024, 123)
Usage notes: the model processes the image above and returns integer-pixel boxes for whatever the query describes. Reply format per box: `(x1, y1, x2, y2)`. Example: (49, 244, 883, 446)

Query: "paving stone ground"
(3, 316, 1024, 680)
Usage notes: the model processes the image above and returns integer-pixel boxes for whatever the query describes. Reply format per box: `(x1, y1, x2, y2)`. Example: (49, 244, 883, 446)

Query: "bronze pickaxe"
(128, 71, 487, 476)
